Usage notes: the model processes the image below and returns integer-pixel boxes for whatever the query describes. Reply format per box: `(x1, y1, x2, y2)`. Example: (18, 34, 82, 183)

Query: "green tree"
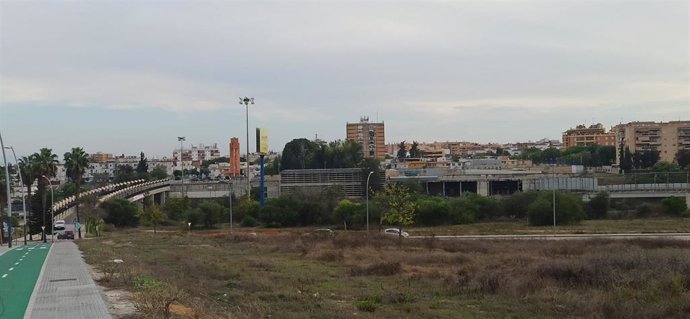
(102, 198, 139, 227)
(18, 155, 37, 240)
(661, 197, 687, 216)
(527, 192, 585, 226)
(333, 199, 363, 229)
(162, 197, 191, 221)
(501, 191, 539, 219)
(397, 141, 407, 159)
(379, 184, 416, 239)
(150, 165, 168, 180)
(264, 156, 281, 175)
(280, 138, 319, 170)
(541, 147, 561, 164)
(519, 147, 543, 164)
(197, 201, 224, 228)
(115, 165, 137, 183)
(64, 147, 89, 238)
(409, 141, 421, 158)
(620, 147, 633, 173)
(447, 196, 479, 224)
(136, 152, 149, 179)
(633, 150, 660, 169)
(415, 197, 448, 226)
(676, 149, 690, 168)
(33, 148, 58, 241)
(140, 204, 166, 233)
(587, 191, 609, 219)
(236, 199, 260, 222)
(651, 161, 680, 172)
(259, 195, 298, 227)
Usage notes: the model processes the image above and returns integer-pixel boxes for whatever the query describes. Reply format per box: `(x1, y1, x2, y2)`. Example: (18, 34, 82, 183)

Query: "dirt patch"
(85, 263, 137, 318)
(170, 304, 195, 318)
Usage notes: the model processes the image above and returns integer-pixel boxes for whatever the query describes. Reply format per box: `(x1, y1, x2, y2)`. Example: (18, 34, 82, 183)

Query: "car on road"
(58, 230, 74, 240)
(54, 220, 65, 230)
(383, 228, 409, 238)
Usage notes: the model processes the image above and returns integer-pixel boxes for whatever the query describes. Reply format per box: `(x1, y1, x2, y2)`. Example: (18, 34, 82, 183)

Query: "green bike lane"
(0, 243, 51, 319)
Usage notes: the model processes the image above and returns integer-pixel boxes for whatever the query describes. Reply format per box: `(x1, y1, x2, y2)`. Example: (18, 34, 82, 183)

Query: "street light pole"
(41, 175, 54, 243)
(0, 133, 12, 247)
(366, 171, 374, 234)
(178, 137, 186, 197)
(239, 97, 254, 200)
(5, 146, 27, 245)
(552, 165, 556, 234)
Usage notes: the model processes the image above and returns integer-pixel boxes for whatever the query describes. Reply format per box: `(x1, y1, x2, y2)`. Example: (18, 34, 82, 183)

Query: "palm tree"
(33, 148, 58, 241)
(64, 147, 89, 239)
(18, 155, 36, 240)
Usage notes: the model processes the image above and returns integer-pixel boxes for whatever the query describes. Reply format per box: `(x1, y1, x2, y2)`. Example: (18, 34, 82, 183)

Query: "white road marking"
(2, 274, 7, 278)
(9, 268, 13, 271)
(14, 262, 19, 265)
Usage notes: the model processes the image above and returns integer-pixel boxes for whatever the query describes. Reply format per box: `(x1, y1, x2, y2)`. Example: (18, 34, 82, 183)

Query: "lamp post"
(5, 146, 27, 245)
(551, 165, 556, 234)
(366, 171, 374, 234)
(187, 222, 191, 234)
(0, 133, 12, 247)
(239, 97, 254, 200)
(41, 175, 54, 243)
(178, 137, 186, 197)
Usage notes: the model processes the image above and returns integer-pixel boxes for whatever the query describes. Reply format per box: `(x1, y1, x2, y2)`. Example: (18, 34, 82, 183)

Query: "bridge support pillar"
(153, 192, 167, 206)
(478, 180, 489, 197)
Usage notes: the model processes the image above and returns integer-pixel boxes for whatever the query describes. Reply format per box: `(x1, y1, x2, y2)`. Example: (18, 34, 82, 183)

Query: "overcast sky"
(1, 0, 688, 159)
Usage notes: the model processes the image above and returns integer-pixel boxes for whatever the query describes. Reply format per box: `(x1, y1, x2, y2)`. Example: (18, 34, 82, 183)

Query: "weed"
(350, 262, 402, 276)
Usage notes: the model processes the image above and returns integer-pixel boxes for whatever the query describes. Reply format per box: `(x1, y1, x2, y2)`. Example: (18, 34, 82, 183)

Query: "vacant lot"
(412, 217, 690, 236)
(78, 230, 690, 319)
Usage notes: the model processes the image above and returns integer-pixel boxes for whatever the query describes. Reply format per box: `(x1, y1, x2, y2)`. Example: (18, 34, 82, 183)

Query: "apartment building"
(346, 116, 386, 159)
(612, 121, 690, 164)
(562, 124, 616, 149)
(89, 152, 114, 163)
(172, 143, 221, 169)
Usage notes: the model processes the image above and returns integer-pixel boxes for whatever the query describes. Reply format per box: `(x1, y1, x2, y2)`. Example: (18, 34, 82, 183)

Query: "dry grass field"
(78, 229, 690, 319)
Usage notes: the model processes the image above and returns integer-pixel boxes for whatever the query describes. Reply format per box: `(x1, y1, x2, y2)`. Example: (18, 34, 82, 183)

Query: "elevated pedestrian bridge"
(51, 179, 171, 223)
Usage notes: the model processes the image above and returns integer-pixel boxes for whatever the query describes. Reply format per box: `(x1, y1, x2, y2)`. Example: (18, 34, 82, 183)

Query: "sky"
(1, 0, 688, 160)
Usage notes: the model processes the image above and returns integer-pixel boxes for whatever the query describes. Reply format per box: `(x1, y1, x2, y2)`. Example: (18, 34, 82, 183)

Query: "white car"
(383, 228, 409, 238)
(54, 220, 66, 230)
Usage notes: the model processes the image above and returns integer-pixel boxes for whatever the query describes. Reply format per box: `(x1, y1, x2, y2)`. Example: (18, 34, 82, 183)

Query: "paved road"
(0, 243, 51, 319)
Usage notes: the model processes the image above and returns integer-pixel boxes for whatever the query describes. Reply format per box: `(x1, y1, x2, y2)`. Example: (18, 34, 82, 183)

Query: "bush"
(501, 191, 539, 218)
(415, 197, 448, 226)
(350, 262, 401, 276)
(528, 192, 585, 226)
(587, 192, 610, 219)
(661, 197, 687, 216)
(356, 294, 382, 312)
(236, 199, 260, 221)
(240, 215, 258, 227)
(333, 199, 364, 229)
(102, 198, 140, 227)
(636, 203, 653, 217)
(447, 197, 478, 224)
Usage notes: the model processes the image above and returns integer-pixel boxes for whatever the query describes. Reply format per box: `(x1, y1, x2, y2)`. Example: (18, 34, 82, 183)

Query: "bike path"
(0, 243, 51, 319)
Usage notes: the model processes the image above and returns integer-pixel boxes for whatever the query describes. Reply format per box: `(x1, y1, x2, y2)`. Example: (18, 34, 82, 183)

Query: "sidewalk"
(24, 241, 111, 319)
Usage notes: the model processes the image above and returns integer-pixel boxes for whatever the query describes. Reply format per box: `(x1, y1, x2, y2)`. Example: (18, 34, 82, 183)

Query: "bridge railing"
(52, 179, 148, 221)
(96, 178, 171, 205)
(599, 183, 690, 193)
